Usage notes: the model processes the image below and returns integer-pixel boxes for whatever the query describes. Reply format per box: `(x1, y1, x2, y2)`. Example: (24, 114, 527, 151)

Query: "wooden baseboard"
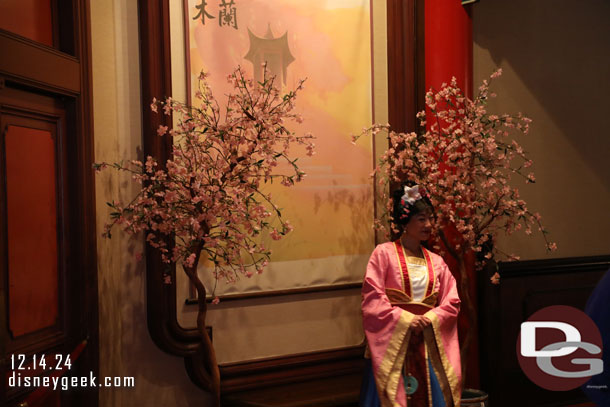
(222, 373, 362, 407)
(220, 344, 366, 393)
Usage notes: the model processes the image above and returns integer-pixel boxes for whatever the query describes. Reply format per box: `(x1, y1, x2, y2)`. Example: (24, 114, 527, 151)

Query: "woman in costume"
(360, 183, 461, 407)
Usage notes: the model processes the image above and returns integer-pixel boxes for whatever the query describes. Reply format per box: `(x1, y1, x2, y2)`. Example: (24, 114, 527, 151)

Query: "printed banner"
(184, 0, 375, 295)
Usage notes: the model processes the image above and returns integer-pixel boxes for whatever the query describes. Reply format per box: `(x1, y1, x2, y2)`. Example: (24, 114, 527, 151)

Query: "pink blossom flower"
(490, 69, 503, 79)
(352, 69, 553, 273)
(270, 228, 282, 240)
(162, 97, 173, 115)
(98, 66, 314, 288)
(306, 143, 315, 156)
(184, 253, 196, 268)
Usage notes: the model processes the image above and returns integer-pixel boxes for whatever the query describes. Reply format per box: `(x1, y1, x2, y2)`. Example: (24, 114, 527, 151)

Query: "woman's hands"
(410, 315, 431, 333)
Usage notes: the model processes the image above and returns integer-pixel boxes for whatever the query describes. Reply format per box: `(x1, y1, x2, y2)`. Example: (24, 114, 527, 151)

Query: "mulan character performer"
(361, 183, 462, 407)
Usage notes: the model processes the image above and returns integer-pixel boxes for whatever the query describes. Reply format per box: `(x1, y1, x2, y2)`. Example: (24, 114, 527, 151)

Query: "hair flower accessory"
(401, 185, 423, 206)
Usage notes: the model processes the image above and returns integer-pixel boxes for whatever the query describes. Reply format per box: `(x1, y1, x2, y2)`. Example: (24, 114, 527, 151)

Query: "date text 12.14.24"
(10, 354, 72, 371)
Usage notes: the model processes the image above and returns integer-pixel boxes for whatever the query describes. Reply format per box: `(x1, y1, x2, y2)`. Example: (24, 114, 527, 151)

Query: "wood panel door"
(0, 1, 97, 406)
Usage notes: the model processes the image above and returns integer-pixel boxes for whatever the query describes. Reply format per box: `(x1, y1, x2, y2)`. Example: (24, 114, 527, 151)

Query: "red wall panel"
(0, 0, 53, 46)
(6, 125, 59, 337)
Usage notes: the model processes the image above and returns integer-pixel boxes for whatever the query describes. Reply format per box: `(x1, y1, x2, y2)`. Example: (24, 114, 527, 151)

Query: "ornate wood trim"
(386, 0, 424, 244)
(138, 5, 204, 393)
(0, 31, 80, 95)
(75, 1, 99, 404)
(387, 0, 425, 133)
(138, 0, 425, 392)
(185, 282, 362, 304)
(498, 255, 610, 278)
(0, 0, 98, 405)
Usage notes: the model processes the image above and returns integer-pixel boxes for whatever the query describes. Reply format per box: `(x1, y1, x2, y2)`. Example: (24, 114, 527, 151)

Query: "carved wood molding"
(498, 254, 610, 278)
(137, 0, 424, 391)
(138, 0, 202, 358)
(387, 0, 425, 133)
(0, 0, 98, 405)
(138, 2, 209, 392)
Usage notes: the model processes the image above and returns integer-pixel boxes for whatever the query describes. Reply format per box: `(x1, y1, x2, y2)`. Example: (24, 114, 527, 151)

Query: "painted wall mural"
(183, 0, 375, 296)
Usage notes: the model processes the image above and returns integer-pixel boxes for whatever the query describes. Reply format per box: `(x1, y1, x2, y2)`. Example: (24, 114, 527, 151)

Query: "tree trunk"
(183, 255, 221, 407)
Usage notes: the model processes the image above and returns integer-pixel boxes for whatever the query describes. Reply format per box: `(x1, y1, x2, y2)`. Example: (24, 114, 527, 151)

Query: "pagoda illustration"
(244, 24, 295, 85)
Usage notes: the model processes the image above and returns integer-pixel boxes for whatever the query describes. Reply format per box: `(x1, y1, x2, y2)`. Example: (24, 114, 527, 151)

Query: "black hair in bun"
(391, 181, 433, 230)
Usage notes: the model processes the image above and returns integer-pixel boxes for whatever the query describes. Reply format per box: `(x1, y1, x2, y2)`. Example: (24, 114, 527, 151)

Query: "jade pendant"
(404, 375, 418, 395)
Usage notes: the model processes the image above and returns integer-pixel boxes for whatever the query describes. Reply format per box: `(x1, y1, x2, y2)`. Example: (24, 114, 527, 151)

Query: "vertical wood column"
(386, 0, 425, 134)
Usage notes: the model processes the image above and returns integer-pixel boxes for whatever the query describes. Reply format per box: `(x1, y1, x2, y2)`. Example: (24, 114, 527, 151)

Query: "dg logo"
(517, 305, 604, 391)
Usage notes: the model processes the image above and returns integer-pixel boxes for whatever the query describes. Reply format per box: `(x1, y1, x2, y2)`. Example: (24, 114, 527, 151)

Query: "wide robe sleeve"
(362, 244, 414, 407)
(423, 254, 462, 406)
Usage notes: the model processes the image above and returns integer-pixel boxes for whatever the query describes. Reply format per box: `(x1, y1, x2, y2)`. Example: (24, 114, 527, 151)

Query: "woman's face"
(403, 210, 432, 242)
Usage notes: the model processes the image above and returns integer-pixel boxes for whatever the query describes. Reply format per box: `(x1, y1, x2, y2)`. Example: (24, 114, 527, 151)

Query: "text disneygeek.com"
(9, 372, 135, 391)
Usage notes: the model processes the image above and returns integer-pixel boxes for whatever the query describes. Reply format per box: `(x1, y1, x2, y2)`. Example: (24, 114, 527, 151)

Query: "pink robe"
(362, 241, 462, 407)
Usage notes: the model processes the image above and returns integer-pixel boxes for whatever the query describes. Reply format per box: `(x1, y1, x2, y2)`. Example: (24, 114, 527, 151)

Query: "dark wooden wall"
(479, 256, 610, 407)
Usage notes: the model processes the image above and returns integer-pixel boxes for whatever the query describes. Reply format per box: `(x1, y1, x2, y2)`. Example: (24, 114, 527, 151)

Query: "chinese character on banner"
(193, 0, 215, 25)
(219, 0, 238, 29)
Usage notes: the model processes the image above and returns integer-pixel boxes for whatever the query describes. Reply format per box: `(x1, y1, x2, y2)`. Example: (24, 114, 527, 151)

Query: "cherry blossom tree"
(95, 67, 314, 405)
(353, 69, 556, 377)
